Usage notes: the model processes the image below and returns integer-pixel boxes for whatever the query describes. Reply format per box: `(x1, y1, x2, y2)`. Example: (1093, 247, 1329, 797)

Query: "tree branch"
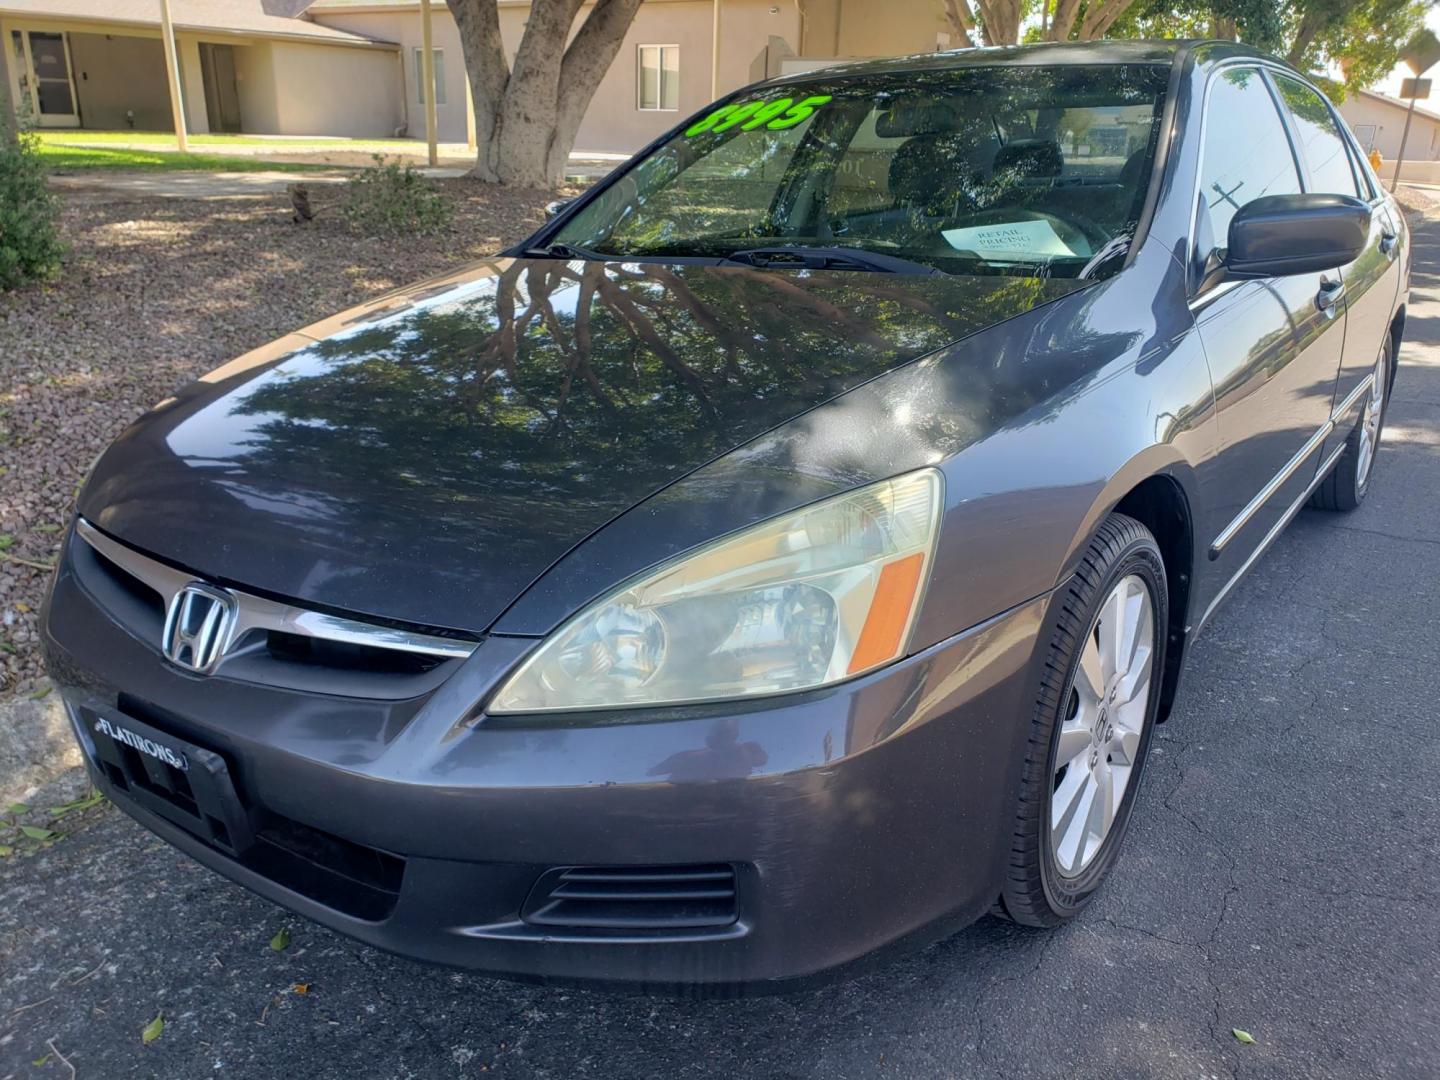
(940, 0, 978, 48)
(1078, 0, 1137, 40)
(550, 0, 646, 177)
(1287, 9, 1326, 67)
(1048, 0, 1083, 41)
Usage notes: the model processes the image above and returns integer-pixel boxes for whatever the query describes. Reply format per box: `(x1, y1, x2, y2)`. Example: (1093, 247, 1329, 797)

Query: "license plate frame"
(84, 708, 255, 856)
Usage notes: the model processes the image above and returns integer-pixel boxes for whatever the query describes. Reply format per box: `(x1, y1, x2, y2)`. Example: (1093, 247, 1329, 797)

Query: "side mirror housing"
(1225, 193, 1369, 278)
(544, 198, 574, 221)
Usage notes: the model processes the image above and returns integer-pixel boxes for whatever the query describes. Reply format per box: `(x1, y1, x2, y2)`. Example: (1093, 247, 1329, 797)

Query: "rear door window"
(1272, 75, 1363, 199)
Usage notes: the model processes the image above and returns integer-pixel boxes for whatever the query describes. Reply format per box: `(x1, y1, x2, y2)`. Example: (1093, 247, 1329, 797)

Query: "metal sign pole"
(1394, 31, 1440, 192)
(158, 0, 189, 153)
(1391, 91, 1419, 193)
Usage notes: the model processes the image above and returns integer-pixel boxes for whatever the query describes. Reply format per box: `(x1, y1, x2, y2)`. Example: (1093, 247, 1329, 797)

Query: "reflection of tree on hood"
(229, 261, 1072, 526)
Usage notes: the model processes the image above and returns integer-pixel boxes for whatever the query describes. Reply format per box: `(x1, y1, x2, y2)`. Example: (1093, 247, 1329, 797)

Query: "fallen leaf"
(1232, 1028, 1256, 1045)
(14, 603, 29, 613)
(0, 844, 14, 858)
(0, 535, 13, 551)
(20, 825, 58, 841)
(6, 803, 28, 815)
(32, 1054, 50, 1067)
(142, 1013, 164, 1045)
(48, 790, 104, 817)
(35, 524, 61, 534)
(270, 927, 291, 951)
(291, 982, 310, 994)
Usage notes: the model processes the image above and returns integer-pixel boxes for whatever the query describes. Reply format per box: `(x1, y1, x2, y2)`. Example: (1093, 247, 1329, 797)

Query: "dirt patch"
(0, 179, 573, 694)
(1394, 184, 1440, 219)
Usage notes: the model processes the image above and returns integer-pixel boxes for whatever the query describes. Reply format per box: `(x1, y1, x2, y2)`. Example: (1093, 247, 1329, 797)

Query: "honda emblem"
(162, 583, 236, 674)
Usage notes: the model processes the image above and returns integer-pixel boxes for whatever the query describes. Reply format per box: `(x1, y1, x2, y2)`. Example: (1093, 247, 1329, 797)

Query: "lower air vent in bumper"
(521, 864, 739, 931)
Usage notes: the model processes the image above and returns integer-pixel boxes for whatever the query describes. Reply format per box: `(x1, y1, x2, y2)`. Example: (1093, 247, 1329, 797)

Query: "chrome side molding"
(1208, 372, 1375, 559)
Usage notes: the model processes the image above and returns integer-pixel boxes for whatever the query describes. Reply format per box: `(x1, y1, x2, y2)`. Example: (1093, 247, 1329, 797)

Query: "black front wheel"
(1311, 339, 1392, 512)
(996, 513, 1168, 927)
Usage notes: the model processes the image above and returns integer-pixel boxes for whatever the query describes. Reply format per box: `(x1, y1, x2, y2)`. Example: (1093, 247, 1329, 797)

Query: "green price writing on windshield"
(685, 95, 833, 137)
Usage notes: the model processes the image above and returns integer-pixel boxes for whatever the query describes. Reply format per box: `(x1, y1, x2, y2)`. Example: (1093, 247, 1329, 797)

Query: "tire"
(1310, 338, 1392, 512)
(997, 513, 1168, 928)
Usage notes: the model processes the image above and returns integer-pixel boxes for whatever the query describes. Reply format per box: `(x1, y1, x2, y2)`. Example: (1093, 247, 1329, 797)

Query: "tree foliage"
(942, 0, 1427, 96)
(1105, 0, 1428, 94)
(447, 0, 644, 187)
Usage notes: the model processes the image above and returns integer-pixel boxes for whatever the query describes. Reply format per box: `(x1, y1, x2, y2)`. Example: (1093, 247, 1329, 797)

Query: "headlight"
(489, 468, 943, 714)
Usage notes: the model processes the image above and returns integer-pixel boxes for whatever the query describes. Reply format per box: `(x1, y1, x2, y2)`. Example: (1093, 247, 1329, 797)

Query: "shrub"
(0, 131, 65, 290)
(341, 155, 451, 236)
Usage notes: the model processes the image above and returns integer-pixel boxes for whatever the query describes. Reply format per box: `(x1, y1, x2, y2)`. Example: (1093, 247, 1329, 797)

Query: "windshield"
(553, 64, 1170, 278)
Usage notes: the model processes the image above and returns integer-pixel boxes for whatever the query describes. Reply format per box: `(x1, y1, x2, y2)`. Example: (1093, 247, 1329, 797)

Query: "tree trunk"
(1210, 16, 1238, 41)
(973, 0, 1023, 45)
(1287, 10, 1327, 67)
(0, 57, 16, 144)
(449, 0, 643, 187)
(1074, 0, 1139, 40)
(940, 0, 978, 47)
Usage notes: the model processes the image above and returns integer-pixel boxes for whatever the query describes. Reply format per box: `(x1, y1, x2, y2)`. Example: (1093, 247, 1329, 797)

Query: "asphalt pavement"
(3, 213, 1439, 1079)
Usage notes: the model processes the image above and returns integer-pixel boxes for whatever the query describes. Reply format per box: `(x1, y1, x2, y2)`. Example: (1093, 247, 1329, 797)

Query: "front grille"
(72, 520, 471, 698)
(521, 865, 739, 931)
(264, 630, 445, 677)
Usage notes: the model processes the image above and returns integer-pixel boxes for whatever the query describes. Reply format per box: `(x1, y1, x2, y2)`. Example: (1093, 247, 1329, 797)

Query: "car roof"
(764, 38, 1292, 86)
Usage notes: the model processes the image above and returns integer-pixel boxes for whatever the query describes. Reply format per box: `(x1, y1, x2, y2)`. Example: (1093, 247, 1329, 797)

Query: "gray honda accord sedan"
(43, 40, 1407, 992)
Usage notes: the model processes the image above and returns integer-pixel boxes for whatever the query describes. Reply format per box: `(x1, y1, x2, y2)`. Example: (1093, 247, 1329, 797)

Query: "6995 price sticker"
(685, 94, 834, 137)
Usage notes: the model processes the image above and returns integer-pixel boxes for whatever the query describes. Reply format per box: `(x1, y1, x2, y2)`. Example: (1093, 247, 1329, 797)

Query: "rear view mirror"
(1225, 193, 1369, 278)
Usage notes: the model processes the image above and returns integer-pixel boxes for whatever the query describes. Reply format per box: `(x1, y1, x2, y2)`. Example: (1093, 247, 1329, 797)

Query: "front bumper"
(43, 534, 1053, 993)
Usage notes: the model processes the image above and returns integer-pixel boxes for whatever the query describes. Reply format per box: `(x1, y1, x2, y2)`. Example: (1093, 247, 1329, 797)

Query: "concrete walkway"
(49, 168, 386, 201)
(49, 156, 617, 201)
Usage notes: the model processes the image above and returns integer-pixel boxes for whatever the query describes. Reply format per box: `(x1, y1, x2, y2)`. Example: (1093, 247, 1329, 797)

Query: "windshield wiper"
(721, 246, 942, 275)
(521, 241, 609, 261)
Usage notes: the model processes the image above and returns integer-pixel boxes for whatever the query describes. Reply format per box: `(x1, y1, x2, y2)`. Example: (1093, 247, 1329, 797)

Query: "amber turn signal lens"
(847, 552, 927, 674)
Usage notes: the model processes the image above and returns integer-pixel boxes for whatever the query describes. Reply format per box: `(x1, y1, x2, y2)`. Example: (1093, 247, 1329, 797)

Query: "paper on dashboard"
(941, 219, 1077, 260)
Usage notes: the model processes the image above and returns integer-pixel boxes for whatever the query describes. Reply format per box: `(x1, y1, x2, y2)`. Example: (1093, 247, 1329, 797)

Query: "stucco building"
(1337, 87, 1440, 160)
(2, 0, 953, 152)
(2, 0, 402, 137)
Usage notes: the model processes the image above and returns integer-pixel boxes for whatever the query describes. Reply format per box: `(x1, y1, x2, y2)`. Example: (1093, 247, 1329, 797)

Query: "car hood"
(81, 257, 1084, 634)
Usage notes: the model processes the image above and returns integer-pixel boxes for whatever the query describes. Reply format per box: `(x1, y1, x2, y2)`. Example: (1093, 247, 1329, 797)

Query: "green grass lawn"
(36, 143, 334, 172)
(36, 130, 425, 150)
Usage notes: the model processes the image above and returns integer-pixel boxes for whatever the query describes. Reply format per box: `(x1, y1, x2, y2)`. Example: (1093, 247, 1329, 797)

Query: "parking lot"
(3, 209, 1438, 1080)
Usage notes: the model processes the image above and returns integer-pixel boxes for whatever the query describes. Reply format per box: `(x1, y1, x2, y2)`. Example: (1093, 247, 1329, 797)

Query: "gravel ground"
(0, 180, 568, 695)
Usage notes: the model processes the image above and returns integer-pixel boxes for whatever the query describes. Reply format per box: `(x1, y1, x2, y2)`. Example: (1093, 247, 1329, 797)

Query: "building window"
(637, 45, 679, 111)
(414, 48, 446, 106)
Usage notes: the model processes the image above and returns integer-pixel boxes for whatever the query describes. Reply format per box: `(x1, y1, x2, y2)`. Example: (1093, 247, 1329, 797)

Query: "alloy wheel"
(1355, 348, 1388, 490)
(1049, 573, 1156, 879)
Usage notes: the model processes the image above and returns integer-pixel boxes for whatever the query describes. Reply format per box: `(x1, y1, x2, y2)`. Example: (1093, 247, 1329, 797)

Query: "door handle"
(1316, 277, 1345, 314)
(1380, 230, 1398, 256)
